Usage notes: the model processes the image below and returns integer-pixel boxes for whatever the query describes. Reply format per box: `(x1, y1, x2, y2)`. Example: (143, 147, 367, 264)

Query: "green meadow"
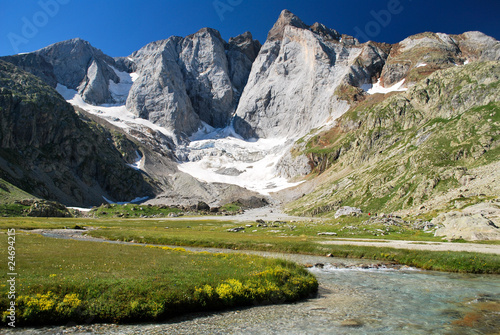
(0, 232, 317, 326)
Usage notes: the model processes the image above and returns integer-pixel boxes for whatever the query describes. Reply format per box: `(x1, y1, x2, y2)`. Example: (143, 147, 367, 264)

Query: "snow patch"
(464, 59, 470, 65)
(127, 151, 145, 171)
(102, 196, 149, 205)
(416, 63, 427, 68)
(68, 207, 92, 212)
(55, 84, 175, 140)
(108, 66, 137, 104)
(177, 126, 303, 195)
(361, 78, 407, 95)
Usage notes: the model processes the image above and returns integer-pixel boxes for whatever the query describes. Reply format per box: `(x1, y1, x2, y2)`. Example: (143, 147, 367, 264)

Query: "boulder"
(335, 206, 363, 219)
(26, 200, 72, 218)
(433, 212, 500, 241)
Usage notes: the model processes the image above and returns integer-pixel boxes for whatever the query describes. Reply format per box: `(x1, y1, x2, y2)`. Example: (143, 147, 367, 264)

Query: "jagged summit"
(186, 27, 224, 40)
(310, 22, 341, 42)
(267, 9, 309, 41)
(228, 31, 262, 62)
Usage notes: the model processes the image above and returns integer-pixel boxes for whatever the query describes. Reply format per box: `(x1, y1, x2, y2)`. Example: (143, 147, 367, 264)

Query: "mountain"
(0, 59, 153, 206)
(283, 61, 500, 218)
(233, 10, 389, 139)
(233, 10, 500, 140)
(3, 38, 121, 105)
(0, 9, 499, 231)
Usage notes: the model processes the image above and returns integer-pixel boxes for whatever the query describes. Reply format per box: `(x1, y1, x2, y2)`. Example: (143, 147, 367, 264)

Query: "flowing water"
(7, 238, 500, 334)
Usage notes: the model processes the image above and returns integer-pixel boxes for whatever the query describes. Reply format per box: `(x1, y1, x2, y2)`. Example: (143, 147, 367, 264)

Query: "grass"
(0, 203, 31, 217)
(0, 178, 37, 208)
(86, 227, 500, 274)
(88, 204, 183, 218)
(1, 217, 497, 274)
(0, 232, 317, 326)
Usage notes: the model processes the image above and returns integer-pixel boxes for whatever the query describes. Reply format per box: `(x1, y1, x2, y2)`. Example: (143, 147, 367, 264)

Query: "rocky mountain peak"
(310, 22, 341, 42)
(267, 9, 309, 41)
(188, 27, 223, 40)
(228, 31, 262, 62)
(1, 37, 121, 105)
(456, 31, 500, 61)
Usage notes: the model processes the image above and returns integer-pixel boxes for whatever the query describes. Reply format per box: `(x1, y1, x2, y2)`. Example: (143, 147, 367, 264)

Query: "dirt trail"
(318, 239, 500, 255)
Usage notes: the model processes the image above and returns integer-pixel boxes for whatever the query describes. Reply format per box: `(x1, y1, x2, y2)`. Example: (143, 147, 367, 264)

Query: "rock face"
(233, 10, 389, 139)
(2, 38, 120, 105)
(125, 29, 260, 139)
(335, 206, 363, 219)
(381, 31, 500, 87)
(0, 60, 153, 206)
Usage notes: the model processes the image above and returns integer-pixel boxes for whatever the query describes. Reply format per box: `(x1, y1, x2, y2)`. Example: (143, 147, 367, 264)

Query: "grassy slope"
(0, 232, 317, 326)
(0, 178, 37, 216)
(287, 61, 500, 217)
(0, 179, 36, 203)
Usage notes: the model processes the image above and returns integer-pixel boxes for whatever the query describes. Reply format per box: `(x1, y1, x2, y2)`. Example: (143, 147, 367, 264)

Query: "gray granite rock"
(125, 37, 200, 140)
(233, 10, 378, 139)
(37, 38, 120, 104)
(125, 28, 260, 139)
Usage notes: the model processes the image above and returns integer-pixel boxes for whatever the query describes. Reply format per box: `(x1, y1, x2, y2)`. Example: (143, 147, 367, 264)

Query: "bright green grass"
(86, 226, 500, 274)
(0, 232, 317, 326)
(1, 217, 498, 274)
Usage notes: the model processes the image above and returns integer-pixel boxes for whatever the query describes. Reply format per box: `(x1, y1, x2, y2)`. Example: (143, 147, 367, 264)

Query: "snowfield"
(57, 73, 304, 196)
(361, 78, 408, 95)
(56, 83, 176, 142)
(177, 124, 303, 195)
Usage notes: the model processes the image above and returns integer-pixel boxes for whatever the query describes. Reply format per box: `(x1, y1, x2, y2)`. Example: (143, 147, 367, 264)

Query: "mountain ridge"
(0, 9, 499, 229)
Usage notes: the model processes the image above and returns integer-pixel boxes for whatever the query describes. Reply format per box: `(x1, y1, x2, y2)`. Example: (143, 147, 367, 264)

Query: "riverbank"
(4, 249, 499, 335)
(24, 226, 500, 274)
(319, 238, 500, 255)
(0, 233, 317, 327)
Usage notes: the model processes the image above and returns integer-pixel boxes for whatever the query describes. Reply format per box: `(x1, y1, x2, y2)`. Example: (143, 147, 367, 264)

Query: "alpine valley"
(1, 10, 499, 239)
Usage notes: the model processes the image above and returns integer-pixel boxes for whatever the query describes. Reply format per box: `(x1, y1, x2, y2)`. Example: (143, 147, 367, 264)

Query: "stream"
(6, 232, 500, 335)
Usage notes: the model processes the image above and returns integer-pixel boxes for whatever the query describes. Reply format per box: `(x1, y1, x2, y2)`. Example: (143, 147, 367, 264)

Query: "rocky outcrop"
(433, 212, 500, 241)
(335, 206, 362, 219)
(125, 29, 260, 139)
(233, 10, 388, 139)
(0, 60, 154, 207)
(1, 53, 58, 88)
(25, 200, 72, 218)
(380, 31, 500, 87)
(1, 38, 120, 105)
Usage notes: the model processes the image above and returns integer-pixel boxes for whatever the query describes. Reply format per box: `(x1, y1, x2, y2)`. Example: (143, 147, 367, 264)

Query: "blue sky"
(1, 0, 499, 57)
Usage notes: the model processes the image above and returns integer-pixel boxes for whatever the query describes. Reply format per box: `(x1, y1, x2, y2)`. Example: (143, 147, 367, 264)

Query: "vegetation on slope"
(0, 60, 154, 207)
(288, 61, 500, 216)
